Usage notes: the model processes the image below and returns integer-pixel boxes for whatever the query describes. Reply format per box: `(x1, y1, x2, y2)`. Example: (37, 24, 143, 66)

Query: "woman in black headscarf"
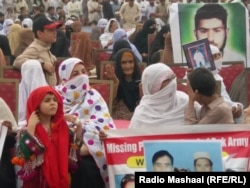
(133, 19, 156, 64)
(109, 39, 131, 61)
(150, 24, 170, 58)
(105, 48, 141, 120)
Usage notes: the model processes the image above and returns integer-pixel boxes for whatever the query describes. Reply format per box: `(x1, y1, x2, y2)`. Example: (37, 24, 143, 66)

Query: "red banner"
(103, 124, 250, 188)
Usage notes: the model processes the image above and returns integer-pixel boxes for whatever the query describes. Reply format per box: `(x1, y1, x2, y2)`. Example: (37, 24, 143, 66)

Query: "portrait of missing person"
(120, 174, 135, 188)
(178, 3, 247, 63)
(193, 4, 245, 62)
(193, 48, 206, 68)
(194, 4, 228, 54)
(143, 140, 223, 172)
(152, 150, 174, 172)
(183, 38, 215, 70)
(193, 152, 213, 172)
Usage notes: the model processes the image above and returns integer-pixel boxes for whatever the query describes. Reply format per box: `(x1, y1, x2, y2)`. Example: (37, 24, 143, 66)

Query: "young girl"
(12, 86, 82, 188)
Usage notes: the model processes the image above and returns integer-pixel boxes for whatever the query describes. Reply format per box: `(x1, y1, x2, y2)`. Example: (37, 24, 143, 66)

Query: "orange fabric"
(70, 32, 95, 71)
(25, 86, 69, 188)
(71, 21, 82, 32)
(122, 51, 133, 59)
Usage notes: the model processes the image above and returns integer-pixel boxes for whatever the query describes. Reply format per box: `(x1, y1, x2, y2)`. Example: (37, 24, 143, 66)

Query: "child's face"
(37, 28, 57, 44)
(38, 93, 58, 116)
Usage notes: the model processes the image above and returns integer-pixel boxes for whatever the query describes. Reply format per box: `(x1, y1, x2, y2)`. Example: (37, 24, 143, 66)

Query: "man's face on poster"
(194, 158, 212, 172)
(153, 156, 174, 172)
(194, 18, 229, 52)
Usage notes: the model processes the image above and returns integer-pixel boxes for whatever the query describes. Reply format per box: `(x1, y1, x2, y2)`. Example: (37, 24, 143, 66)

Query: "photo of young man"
(193, 152, 213, 172)
(171, 2, 248, 63)
(193, 3, 245, 62)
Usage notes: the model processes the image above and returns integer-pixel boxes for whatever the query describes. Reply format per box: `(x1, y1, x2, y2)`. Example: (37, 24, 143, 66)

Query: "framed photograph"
(143, 140, 223, 172)
(182, 38, 216, 71)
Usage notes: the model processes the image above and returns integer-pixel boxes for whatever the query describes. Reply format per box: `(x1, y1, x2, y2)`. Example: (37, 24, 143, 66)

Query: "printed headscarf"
(54, 58, 116, 184)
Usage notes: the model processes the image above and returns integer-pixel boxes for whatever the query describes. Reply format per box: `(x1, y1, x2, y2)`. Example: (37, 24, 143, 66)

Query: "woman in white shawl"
(0, 18, 14, 35)
(21, 18, 33, 29)
(129, 63, 189, 128)
(18, 60, 48, 127)
(99, 18, 120, 49)
(54, 57, 115, 188)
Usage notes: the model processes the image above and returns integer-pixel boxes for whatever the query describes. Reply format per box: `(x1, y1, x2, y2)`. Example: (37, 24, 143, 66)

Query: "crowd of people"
(0, 0, 249, 187)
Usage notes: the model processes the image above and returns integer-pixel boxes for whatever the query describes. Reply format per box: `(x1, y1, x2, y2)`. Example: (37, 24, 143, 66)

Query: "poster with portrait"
(143, 140, 223, 172)
(103, 124, 250, 188)
(183, 38, 215, 70)
(169, 2, 249, 67)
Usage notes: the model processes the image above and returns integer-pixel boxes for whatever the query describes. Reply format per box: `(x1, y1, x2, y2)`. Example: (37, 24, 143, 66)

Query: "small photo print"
(143, 140, 223, 172)
(183, 38, 216, 71)
(115, 173, 135, 188)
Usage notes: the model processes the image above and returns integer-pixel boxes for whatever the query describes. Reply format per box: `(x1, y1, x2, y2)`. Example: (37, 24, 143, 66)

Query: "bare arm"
(104, 64, 119, 101)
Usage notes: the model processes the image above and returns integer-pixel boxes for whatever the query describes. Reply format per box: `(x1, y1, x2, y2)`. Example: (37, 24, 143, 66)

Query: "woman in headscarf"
(7, 23, 22, 55)
(105, 48, 141, 120)
(129, 63, 189, 128)
(12, 86, 81, 188)
(21, 18, 33, 29)
(54, 57, 115, 188)
(14, 28, 35, 57)
(110, 28, 142, 61)
(109, 39, 131, 61)
(17, 60, 48, 127)
(90, 18, 108, 39)
(150, 24, 170, 59)
(97, 18, 108, 29)
(0, 18, 14, 36)
(69, 31, 95, 71)
(99, 18, 120, 49)
(133, 19, 156, 64)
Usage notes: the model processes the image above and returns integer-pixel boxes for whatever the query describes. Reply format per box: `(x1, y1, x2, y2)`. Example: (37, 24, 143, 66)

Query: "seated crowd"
(0, 1, 248, 188)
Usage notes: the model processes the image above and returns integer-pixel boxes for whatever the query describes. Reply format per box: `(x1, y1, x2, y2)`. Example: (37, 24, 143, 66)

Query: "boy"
(185, 67, 234, 124)
(13, 15, 62, 86)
